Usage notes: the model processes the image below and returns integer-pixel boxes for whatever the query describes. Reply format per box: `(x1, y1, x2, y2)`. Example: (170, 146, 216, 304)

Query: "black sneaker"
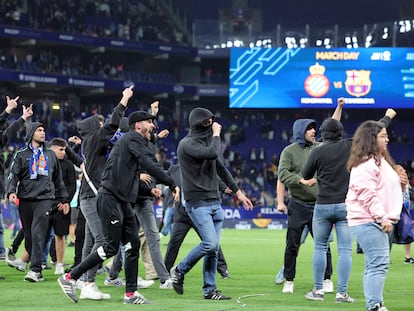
(170, 266, 184, 295)
(204, 289, 232, 300)
(220, 269, 230, 279)
(403, 257, 414, 264)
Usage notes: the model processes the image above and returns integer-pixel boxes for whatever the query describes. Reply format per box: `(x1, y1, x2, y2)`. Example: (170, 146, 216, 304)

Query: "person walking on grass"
(57, 110, 179, 304)
(170, 107, 253, 300)
(346, 120, 407, 311)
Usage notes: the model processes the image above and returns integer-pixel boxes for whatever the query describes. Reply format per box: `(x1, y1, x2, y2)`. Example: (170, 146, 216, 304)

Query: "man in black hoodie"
(302, 100, 395, 303)
(58, 110, 179, 305)
(170, 107, 253, 300)
(7, 121, 69, 283)
(75, 86, 133, 300)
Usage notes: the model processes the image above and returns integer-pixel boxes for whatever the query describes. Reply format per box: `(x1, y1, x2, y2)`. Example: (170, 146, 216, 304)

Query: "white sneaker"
(7, 258, 27, 272)
(159, 277, 173, 289)
(282, 281, 294, 293)
(138, 276, 155, 289)
(24, 270, 44, 282)
(323, 279, 334, 293)
(80, 282, 111, 300)
(54, 263, 65, 275)
(76, 279, 85, 289)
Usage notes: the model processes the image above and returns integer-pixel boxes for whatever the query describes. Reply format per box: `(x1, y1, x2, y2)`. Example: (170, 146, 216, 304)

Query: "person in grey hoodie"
(170, 107, 253, 300)
(7, 121, 69, 283)
(75, 85, 133, 300)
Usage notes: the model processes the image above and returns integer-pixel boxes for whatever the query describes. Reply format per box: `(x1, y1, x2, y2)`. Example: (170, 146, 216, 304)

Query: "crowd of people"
(1, 0, 186, 44)
(0, 91, 412, 310)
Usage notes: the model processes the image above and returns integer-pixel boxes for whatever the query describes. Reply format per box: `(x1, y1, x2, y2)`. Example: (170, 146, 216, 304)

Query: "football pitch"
(1, 228, 412, 311)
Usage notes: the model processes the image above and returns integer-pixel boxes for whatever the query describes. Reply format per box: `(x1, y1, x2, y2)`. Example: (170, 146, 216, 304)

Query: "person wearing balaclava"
(7, 121, 69, 283)
(277, 99, 347, 295)
(302, 98, 396, 304)
(170, 107, 253, 300)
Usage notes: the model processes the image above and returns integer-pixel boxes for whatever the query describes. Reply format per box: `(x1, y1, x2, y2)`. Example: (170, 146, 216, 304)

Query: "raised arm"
(331, 97, 345, 121)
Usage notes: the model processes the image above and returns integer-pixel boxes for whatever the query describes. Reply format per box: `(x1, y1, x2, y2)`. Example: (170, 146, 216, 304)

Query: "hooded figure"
(292, 119, 316, 147)
(319, 118, 344, 142)
(178, 107, 238, 203)
(187, 107, 216, 141)
(76, 109, 124, 200)
(25, 121, 45, 144)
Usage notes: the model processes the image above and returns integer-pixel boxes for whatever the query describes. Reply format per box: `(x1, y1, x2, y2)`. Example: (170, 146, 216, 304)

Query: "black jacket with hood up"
(302, 115, 392, 204)
(177, 107, 239, 203)
(77, 104, 126, 200)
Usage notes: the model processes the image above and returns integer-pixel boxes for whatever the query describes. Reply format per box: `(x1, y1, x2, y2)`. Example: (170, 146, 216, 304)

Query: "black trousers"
(19, 199, 54, 273)
(283, 198, 332, 281)
(70, 192, 140, 293)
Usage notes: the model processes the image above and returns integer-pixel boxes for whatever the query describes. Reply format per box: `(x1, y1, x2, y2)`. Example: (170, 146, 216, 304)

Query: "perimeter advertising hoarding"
(229, 47, 414, 108)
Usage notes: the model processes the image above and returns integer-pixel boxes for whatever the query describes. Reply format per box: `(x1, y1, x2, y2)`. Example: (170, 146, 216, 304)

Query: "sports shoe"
(76, 279, 85, 289)
(368, 302, 388, 311)
(220, 269, 230, 279)
(282, 281, 294, 293)
(104, 276, 125, 287)
(336, 292, 355, 303)
(160, 277, 173, 289)
(305, 288, 324, 301)
(138, 276, 155, 289)
(170, 266, 184, 295)
(6, 247, 15, 261)
(123, 291, 151, 304)
(204, 289, 232, 300)
(58, 274, 78, 303)
(54, 263, 65, 275)
(323, 279, 334, 293)
(6, 257, 26, 272)
(275, 266, 285, 285)
(403, 257, 414, 264)
(24, 270, 44, 282)
(80, 282, 111, 300)
(0, 253, 5, 261)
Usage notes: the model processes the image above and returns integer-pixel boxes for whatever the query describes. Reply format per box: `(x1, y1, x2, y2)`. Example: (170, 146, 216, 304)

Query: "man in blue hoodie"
(170, 107, 253, 300)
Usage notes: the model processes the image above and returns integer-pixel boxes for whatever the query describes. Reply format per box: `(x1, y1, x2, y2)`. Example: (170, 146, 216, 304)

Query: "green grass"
(1, 228, 412, 311)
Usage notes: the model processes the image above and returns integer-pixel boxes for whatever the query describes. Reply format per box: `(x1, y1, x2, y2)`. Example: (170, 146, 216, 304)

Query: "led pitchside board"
(229, 47, 414, 108)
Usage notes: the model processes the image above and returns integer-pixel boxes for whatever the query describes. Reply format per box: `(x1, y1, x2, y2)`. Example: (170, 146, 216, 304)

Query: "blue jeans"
(42, 226, 55, 264)
(351, 222, 390, 310)
(312, 203, 352, 293)
(161, 207, 174, 236)
(177, 202, 224, 295)
(80, 197, 104, 282)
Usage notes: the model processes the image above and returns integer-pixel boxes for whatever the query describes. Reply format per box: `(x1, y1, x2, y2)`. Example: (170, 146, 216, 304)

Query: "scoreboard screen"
(229, 47, 414, 108)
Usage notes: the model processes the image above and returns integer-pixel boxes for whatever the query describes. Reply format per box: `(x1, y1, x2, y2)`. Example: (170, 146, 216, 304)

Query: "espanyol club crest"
(304, 62, 330, 98)
(345, 70, 372, 97)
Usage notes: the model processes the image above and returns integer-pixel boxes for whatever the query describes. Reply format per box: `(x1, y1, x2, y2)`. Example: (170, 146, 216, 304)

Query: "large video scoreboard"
(229, 47, 414, 108)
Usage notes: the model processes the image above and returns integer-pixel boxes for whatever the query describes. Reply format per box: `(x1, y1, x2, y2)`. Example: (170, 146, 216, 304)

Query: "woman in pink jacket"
(346, 120, 406, 311)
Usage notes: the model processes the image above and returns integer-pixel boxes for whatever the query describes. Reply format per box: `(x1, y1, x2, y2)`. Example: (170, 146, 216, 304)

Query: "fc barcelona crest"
(345, 70, 372, 97)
